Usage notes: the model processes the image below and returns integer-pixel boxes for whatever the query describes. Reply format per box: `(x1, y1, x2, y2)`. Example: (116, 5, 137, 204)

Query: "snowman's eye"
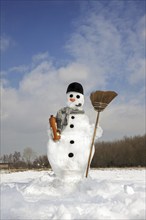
(69, 94, 73, 98)
(76, 95, 80, 99)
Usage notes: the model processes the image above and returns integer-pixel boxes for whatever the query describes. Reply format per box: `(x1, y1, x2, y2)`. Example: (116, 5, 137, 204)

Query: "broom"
(85, 90, 118, 178)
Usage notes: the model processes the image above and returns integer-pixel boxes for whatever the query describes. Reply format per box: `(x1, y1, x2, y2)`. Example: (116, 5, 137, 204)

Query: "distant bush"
(91, 134, 146, 167)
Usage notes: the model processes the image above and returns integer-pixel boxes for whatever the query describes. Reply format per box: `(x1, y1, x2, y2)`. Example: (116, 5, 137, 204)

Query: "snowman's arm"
(90, 123, 103, 140)
(95, 125, 103, 139)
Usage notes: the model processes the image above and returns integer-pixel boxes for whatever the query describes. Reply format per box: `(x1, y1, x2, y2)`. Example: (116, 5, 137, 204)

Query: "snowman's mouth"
(75, 103, 82, 107)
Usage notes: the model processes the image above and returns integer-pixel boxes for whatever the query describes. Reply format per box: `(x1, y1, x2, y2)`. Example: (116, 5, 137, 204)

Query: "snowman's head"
(67, 92, 84, 109)
(66, 82, 84, 110)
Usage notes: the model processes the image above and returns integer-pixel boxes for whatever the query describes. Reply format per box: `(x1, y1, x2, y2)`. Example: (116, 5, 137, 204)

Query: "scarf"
(56, 107, 85, 132)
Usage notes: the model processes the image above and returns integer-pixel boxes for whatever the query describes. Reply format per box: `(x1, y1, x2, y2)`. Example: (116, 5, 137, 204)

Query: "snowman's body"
(47, 83, 102, 180)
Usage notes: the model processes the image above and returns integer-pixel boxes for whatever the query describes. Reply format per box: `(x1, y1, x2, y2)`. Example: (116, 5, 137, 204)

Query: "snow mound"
(1, 169, 145, 220)
(17, 171, 83, 201)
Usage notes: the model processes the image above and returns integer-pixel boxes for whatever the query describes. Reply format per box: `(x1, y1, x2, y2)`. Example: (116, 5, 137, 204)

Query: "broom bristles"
(90, 90, 118, 112)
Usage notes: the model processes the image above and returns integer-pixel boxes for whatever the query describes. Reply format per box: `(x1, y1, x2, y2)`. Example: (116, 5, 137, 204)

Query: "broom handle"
(85, 111, 100, 178)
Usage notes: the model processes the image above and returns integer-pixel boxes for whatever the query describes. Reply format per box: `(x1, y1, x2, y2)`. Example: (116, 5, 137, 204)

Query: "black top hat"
(66, 82, 84, 94)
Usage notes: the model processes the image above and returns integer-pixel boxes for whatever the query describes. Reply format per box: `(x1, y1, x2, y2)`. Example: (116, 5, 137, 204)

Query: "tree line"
(0, 134, 145, 169)
(0, 147, 50, 169)
(91, 134, 146, 167)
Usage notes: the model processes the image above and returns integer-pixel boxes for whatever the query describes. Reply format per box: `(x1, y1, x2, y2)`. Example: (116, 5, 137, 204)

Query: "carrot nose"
(70, 98, 76, 102)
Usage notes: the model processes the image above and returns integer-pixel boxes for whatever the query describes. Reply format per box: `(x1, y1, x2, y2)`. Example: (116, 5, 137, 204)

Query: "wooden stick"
(85, 111, 100, 178)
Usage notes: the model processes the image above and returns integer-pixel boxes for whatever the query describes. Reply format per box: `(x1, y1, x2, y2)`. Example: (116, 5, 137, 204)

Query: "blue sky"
(1, 1, 80, 86)
(1, 0, 145, 155)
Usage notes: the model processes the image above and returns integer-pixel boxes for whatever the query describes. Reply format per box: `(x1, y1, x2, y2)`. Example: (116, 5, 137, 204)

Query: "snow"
(1, 168, 145, 220)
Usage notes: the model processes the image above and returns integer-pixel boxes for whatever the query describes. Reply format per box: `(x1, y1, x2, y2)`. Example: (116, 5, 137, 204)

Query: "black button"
(70, 140, 74, 144)
(70, 124, 74, 128)
(68, 153, 74, 158)
(71, 116, 75, 119)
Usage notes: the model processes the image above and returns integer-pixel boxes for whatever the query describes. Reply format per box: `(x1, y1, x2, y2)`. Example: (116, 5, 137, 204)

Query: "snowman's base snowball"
(54, 169, 87, 182)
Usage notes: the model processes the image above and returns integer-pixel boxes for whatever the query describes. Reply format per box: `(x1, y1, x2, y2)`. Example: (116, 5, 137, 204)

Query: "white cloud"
(9, 65, 29, 73)
(0, 36, 10, 52)
(66, 12, 122, 67)
(0, 35, 14, 52)
(0, 70, 7, 76)
(66, 6, 145, 92)
(32, 51, 50, 63)
(128, 58, 145, 84)
(66, 15, 125, 93)
(138, 15, 146, 41)
(101, 101, 145, 140)
(58, 63, 89, 82)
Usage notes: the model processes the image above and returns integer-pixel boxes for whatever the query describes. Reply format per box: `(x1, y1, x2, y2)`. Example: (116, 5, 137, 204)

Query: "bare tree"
(13, 151, 21, 163)
(23, 147, 36, 167)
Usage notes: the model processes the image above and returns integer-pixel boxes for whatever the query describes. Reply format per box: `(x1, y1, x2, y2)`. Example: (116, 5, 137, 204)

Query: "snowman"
(47, 82, 102, 180)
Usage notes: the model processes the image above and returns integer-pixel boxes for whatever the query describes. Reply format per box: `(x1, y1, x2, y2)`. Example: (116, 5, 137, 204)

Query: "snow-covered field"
(1, 168, 145, 220)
